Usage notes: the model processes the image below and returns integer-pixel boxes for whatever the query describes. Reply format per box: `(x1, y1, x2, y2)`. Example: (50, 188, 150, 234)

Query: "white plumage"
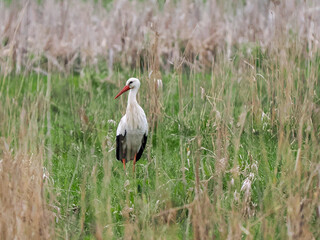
(114, 78, 148, 171)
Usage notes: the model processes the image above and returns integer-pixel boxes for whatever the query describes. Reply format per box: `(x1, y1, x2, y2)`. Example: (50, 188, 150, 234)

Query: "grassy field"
(1, 0, 320, 239)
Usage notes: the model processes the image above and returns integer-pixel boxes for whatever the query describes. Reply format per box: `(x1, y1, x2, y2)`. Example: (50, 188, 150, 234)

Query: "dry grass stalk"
(0, 143, 52, 239)
(0, 80, 54, 238)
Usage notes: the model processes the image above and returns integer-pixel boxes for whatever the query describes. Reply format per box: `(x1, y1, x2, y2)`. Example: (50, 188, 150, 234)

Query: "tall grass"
(1, 0, 320, 239)
(0, 75, 54, 239)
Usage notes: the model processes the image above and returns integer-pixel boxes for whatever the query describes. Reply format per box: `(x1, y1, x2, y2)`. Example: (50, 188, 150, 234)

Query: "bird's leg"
(122, 159, 126, 170)
(133, 154, 137, 173)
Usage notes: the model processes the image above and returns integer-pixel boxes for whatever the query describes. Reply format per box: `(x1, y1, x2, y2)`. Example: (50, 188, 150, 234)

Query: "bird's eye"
(129, 81, 133, 85)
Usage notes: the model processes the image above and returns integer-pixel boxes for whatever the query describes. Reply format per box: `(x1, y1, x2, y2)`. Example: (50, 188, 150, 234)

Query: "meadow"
(0, 0, 320, 239)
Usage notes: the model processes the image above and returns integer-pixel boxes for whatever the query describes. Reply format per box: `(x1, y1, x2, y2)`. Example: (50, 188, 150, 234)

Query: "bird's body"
(115, 78, 148, 171)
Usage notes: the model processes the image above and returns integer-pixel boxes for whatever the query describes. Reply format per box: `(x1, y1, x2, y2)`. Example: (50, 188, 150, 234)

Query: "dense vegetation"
(0, 0, 320, 239)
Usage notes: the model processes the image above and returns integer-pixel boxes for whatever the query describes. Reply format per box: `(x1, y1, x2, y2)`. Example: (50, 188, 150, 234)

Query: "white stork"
(114, 78, 148, 172)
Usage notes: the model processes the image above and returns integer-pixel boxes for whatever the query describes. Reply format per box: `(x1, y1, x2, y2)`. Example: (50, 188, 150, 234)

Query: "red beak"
(114, 85, 130, 99)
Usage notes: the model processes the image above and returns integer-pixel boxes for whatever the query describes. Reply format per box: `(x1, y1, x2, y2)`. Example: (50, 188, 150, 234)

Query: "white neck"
(127, 88, 139, 108)
(124, 85, 146, 130)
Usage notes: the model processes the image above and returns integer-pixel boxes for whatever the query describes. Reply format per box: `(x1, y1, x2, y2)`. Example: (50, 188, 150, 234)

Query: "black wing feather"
(136, 134, 147, 161)
(116, 130, 126, 161)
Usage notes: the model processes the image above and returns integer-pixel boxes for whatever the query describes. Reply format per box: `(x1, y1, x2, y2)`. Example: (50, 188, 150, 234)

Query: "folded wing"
(136, 134, 147, 161)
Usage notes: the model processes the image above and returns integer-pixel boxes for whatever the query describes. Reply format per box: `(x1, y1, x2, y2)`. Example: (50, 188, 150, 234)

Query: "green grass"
(1, 48, 320, 239)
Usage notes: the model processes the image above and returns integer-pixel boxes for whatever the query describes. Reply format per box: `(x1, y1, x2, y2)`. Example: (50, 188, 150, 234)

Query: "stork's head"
(114, 78, 140, 99)
(126, 78, 140, 90)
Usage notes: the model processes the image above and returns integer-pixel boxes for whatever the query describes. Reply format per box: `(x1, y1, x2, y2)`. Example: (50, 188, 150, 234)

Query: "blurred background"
(1, 0, 319, 74)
